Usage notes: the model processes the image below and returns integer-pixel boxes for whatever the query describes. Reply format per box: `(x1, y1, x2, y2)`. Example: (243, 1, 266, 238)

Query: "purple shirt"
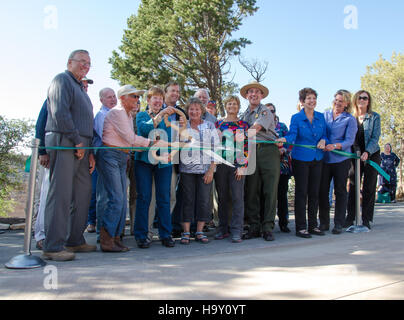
(324, 110, 358, 164)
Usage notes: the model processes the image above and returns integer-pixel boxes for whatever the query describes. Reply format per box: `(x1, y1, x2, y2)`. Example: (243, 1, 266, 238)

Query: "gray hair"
(67, 50, 89, 68)
(68, 49, 89, 61)
(194, 88, 210, 100)
(99, 87, 114, 99)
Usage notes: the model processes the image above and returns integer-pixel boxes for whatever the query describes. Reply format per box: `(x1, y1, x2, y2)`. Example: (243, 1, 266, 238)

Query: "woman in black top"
(346, 90, 381, 229)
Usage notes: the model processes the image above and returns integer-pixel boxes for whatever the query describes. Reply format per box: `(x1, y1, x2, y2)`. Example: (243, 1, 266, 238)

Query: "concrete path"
(1, 203, 403, 300)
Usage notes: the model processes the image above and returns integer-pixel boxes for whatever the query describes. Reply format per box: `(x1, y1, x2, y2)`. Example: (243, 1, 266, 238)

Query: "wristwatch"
(333, 144, 337, 149)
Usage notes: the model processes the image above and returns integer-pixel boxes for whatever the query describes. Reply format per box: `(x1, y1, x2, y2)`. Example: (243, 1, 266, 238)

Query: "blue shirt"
(92, 105, 111, 148)
(323, 110, 358, 164)
(285, 109, 328, 162)
(135, 110, 172, 168)
(35, 100, 48, 155)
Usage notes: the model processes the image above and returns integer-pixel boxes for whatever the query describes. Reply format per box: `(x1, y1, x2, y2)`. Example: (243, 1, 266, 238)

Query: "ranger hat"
(240, 81, 269, 99)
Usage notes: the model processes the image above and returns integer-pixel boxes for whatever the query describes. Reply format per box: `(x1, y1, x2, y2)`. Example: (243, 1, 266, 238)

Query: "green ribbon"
(39, 146, 213, 151)
(35, 142, 390, 181)
(255, 140, 390, 182)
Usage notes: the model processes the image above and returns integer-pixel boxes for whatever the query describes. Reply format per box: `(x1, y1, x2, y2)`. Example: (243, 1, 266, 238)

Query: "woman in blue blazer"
(277, 88, 328, 238)
(319, 90, 357, 234)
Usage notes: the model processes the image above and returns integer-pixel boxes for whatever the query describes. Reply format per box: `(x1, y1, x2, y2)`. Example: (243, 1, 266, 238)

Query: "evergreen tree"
(110, 0, 258, 115)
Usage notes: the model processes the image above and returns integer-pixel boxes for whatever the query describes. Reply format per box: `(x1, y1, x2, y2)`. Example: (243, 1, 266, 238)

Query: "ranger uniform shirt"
(241, 104, 277, 142)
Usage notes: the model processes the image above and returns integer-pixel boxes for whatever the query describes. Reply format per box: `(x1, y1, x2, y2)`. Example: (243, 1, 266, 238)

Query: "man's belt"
(103, 143, 130, 154)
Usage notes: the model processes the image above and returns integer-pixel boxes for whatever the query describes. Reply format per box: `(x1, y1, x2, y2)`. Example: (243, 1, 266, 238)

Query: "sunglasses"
(358, 96, 369, 101)
(129, 94, 140, 99)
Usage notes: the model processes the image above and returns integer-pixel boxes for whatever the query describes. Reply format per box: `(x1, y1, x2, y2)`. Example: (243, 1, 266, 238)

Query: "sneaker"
(332, 226, 343, 234)
(42, 250, 75, 261)
(65, 243, 97, 252)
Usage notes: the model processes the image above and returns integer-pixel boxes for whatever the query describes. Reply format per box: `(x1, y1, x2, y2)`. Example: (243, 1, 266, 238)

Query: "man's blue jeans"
(134, 160, 172, 240)
(87, 169, 98, 226)
(94, 151, 108, 239)
(96, 148, 128, 237)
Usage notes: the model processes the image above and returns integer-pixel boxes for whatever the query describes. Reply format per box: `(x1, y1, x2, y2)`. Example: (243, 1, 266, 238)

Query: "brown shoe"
(86, 224, 96, 233)
(100, 228, 122, 252)
(65, 243, 97, 253)
(36, 240, 44, 250)
(42, 250, 75, 261)
(114, 236, 130, 252)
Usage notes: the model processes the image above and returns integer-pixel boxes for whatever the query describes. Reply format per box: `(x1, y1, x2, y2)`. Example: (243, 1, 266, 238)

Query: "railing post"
(347, 151, 370, 233)
(5, 138, 46, 269)
(355, 151, 361, 226)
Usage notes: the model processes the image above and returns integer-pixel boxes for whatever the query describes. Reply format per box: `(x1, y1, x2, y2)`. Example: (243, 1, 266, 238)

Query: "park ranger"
(240, 81, 280, 241)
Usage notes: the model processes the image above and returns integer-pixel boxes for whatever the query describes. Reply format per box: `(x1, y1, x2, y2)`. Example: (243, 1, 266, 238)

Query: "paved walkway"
(0, 202, 403, 300)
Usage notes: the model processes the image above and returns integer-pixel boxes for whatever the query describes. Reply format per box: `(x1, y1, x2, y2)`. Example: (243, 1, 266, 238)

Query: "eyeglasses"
(358, 96, 369, 101)
(129, 94, 140, 99)
(71, 59, 91, 67)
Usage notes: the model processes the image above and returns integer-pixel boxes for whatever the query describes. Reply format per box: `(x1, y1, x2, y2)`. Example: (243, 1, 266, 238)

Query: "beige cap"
(117, 85, 145, 98)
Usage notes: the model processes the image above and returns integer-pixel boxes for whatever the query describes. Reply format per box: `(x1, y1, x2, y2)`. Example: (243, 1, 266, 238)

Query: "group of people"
(277, 88, 383, 237)
(33, 49, 394, 262)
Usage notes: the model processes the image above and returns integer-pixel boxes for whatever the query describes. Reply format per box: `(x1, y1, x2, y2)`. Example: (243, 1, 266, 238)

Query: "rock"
(10, 223, 25, 230)
(0, 223, 10, 230)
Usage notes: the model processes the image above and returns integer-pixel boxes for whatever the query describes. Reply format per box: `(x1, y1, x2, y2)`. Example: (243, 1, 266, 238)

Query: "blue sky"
(0, 0, 403, 127)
